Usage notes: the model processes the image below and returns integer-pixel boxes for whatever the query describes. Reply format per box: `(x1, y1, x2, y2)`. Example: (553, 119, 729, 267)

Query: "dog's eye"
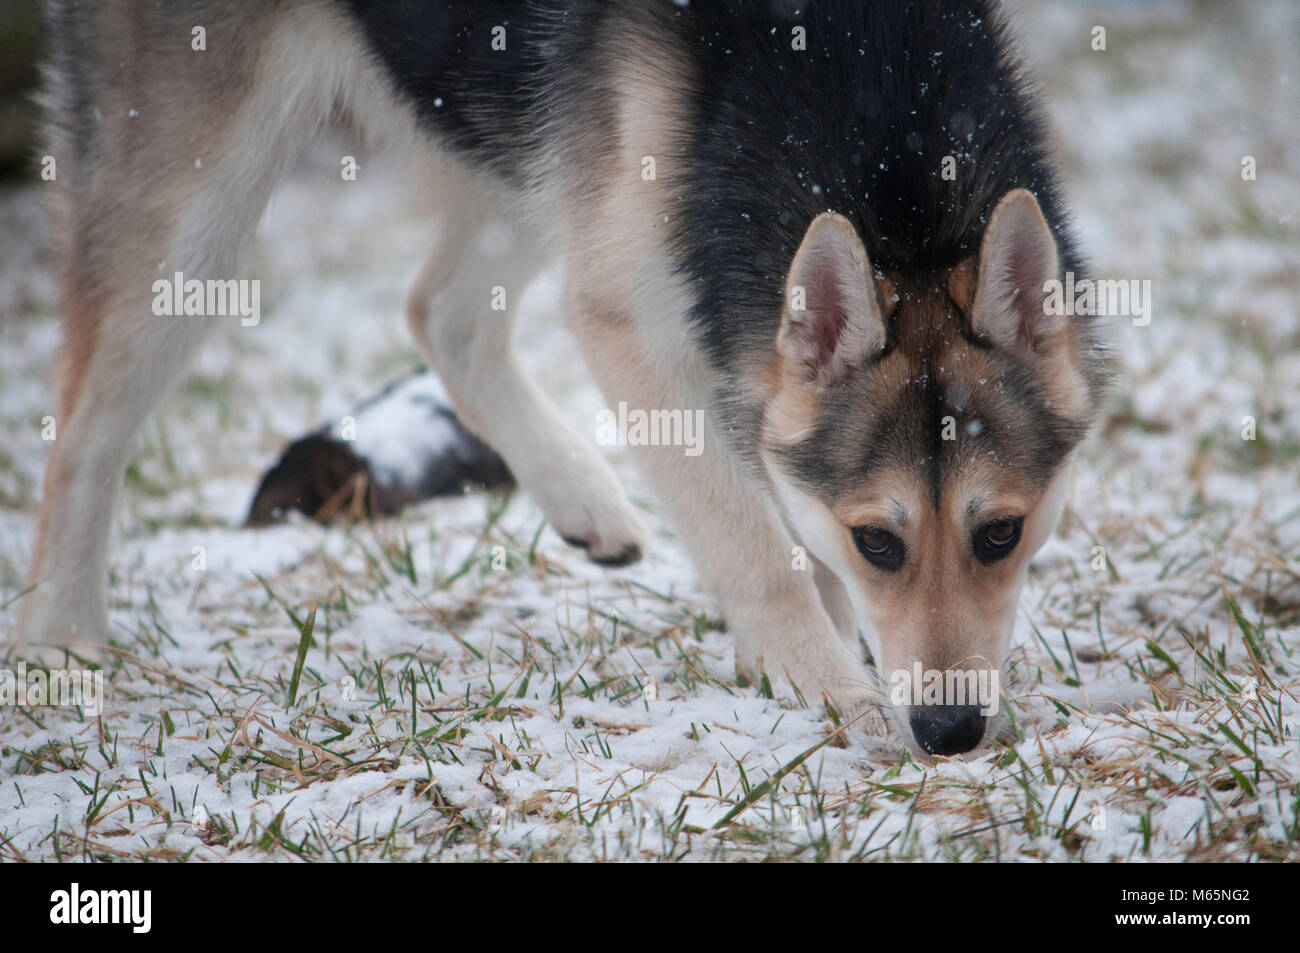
(974, 517, 1022, 564)
(853, 526, 904, 572)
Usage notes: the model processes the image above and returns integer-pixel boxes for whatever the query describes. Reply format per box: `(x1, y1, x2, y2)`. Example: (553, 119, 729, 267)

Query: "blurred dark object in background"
(0, 0, 41, 182)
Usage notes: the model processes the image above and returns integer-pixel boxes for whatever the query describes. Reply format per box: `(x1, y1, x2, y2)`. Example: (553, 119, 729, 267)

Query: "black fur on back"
(663, 0, 1083, 368)
(344, 0, 1089, 365)
(342, 0, 1106, 494)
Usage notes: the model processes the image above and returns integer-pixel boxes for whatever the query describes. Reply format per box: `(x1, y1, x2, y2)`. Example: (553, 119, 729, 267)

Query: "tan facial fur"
(759, 192, 1097, 750)
(763, 296, 1077, 696)
(825, 458, 1072, 696)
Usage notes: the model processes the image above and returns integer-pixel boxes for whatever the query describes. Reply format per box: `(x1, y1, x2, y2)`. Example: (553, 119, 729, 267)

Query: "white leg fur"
(568, 286, 874, 712)
(17, 10, 396, 653)
(18, 316, 213, 654)
(405, 169, 646, 565)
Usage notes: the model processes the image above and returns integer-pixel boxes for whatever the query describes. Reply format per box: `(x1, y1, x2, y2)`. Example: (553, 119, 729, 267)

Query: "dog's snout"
(908, 705, 986, 756)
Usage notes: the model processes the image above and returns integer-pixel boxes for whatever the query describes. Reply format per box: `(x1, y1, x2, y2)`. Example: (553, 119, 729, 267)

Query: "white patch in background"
(328, 370, 463, 490)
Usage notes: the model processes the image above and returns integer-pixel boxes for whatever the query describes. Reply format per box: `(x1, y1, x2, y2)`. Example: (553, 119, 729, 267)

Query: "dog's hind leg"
(405, 170, 647, 566)
(15, 9, 359, 654)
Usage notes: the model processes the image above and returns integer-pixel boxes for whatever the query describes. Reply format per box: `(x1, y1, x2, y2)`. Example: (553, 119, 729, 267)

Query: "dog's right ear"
(778, 212, 887, 387)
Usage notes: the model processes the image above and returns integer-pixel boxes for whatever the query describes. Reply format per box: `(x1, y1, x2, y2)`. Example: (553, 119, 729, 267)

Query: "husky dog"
(18, 0, 1108, 756)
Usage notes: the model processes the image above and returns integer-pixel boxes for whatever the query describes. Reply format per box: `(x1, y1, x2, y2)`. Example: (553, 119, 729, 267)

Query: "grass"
(1, 506, 1295, 862)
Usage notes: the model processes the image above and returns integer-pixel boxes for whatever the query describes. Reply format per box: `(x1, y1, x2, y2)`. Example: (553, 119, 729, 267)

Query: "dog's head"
(759, 189, 1106, 756)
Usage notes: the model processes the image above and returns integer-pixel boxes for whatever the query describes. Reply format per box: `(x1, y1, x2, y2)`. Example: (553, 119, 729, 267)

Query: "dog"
(16, 0, 1109, 756)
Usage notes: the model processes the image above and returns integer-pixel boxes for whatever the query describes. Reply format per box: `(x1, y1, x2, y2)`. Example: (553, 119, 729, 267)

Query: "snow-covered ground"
(1, 0, 1297, 861)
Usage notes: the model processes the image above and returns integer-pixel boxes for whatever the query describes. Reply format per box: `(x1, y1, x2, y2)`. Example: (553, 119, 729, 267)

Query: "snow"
(326, 371, 462, 490)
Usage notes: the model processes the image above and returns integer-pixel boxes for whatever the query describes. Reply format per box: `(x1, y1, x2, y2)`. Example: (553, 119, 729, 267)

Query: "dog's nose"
(908, 705, 986, 755)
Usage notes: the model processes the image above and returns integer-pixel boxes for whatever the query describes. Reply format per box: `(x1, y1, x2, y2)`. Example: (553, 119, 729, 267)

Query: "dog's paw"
(537, 461, 647, 567)
(560, 534, 642, 567)
(734, 648, 877, 716)
(554, 501, 646, 566)
(842, 700, 893, 738)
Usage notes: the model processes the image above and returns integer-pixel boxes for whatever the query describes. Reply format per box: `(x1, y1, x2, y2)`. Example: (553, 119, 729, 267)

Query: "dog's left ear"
(778, 212, 887, 386)
(971, 189, 1063, 353)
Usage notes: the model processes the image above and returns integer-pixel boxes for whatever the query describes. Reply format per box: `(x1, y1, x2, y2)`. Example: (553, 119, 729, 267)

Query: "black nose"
(909, 705, 986, 756)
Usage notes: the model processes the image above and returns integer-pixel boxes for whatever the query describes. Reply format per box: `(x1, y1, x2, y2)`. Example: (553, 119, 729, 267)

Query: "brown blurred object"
(0, 0, 41, 181)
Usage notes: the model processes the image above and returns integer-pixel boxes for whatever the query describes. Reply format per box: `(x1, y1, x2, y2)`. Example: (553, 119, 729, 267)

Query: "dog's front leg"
(719, 507, 875, 713)
(569, 297, 874, 714)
